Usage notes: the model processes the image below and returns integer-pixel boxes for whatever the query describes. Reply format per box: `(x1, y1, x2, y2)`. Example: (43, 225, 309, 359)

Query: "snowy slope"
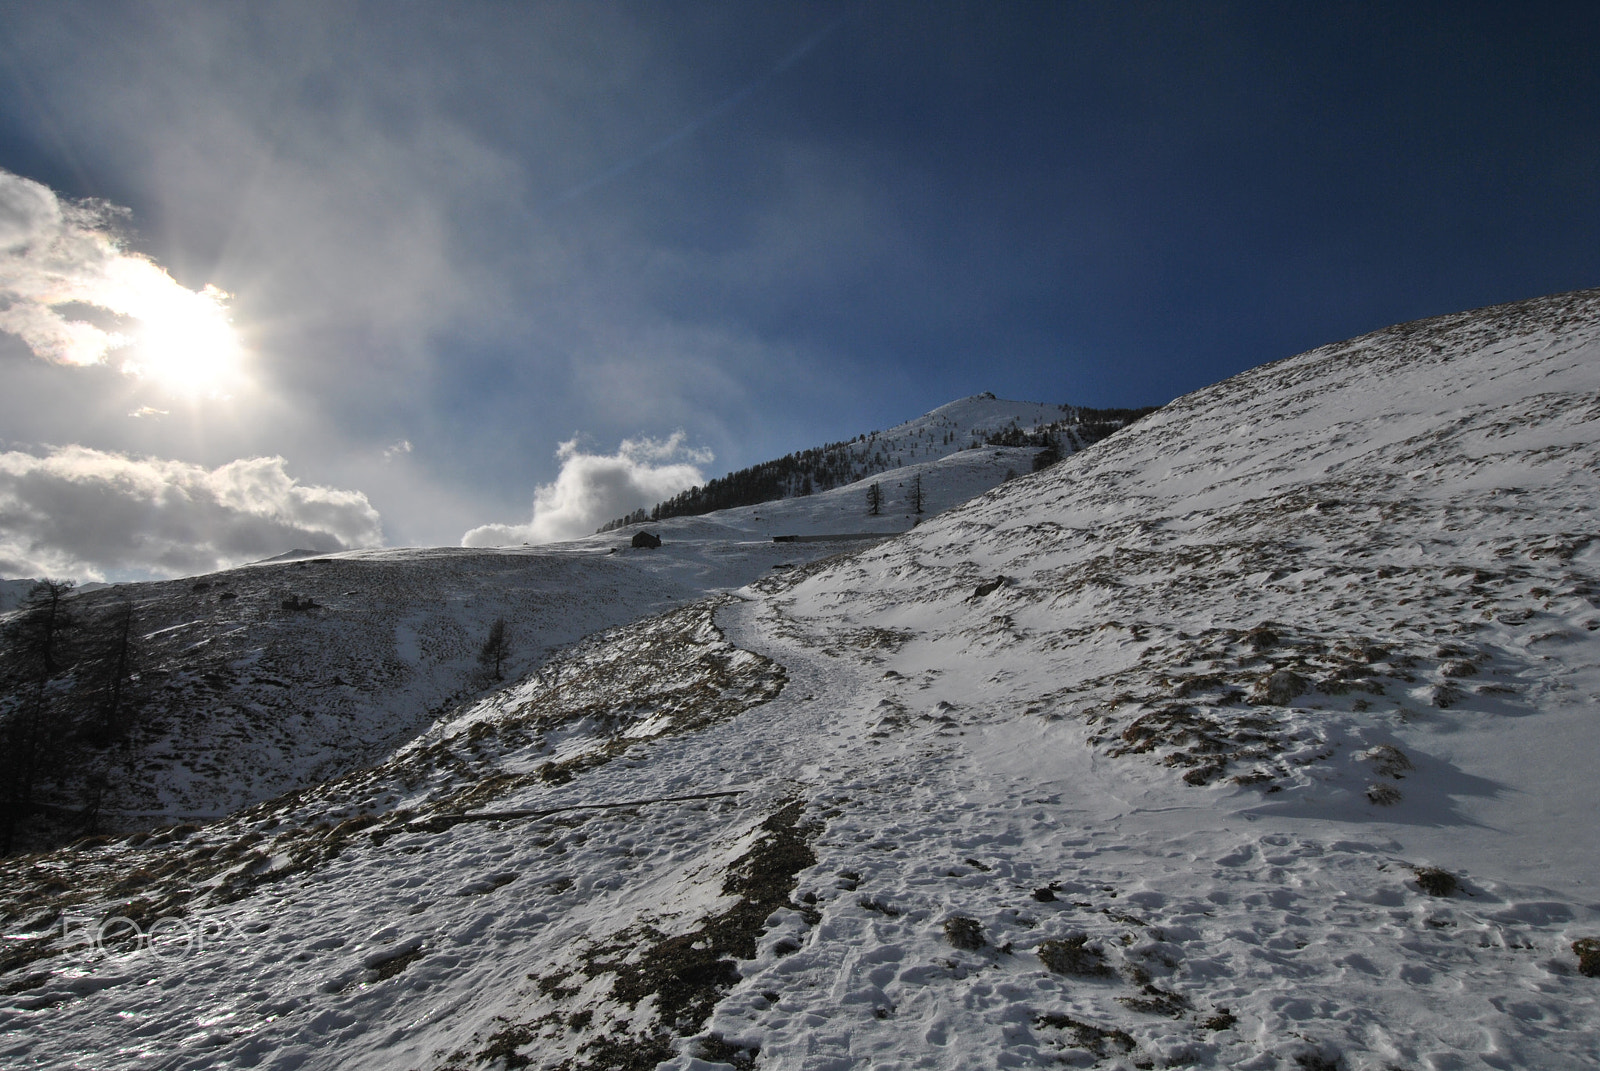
(8, 418, 1053, 844)
(583, 441, 1045, 546)
(600, 393, 1142, 531)
(23, 549, 693, 828)
(4, 289, 1600, 1071)
(710, 287, 1600, 1068)
(841, 393, 1079, 467)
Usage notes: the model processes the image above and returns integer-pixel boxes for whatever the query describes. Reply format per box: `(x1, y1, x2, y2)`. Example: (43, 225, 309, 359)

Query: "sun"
(118, 281, 245, 397)
(70, 251, 248, 398)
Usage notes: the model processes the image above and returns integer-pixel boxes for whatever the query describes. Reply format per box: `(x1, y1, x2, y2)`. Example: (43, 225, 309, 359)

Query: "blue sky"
(0, 2, 1597, 577)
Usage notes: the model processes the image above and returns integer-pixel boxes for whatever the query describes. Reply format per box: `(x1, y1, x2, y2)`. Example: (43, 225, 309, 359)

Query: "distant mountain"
(0, 578, 37, 612)
(251, 547, 333, 564)
(598, 394, 1155, 532)
(0, 577, 108, 611)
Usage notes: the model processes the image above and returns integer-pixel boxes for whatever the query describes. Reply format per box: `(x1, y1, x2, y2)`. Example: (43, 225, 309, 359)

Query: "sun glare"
(119, 282, 244, 397)
(76, 255, 248, 398)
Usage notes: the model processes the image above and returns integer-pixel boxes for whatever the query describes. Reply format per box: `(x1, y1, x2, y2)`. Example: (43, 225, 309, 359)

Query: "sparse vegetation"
(859, 896, 899, 917)
(1573, 938, 1600, 977)
(546, 800, 821, 1066)
(1413, 866, 1459, 897)
(1360, 744, 1412, 779)
(1366, 783, 1403, 806)
(368, 942, 425, 982)
(694, 1035, 760, 1070)
(1117, 985, 1191, 1017)
(943, 916, 984, 950)
(1249, 668, 1310, 706)
(1033, 1011, 1135, 1056)
(1038, 934, 1113, 976)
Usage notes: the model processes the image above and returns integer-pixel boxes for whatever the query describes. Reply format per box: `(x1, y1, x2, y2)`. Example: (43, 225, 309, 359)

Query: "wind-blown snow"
(4, 290, 1600, 1070)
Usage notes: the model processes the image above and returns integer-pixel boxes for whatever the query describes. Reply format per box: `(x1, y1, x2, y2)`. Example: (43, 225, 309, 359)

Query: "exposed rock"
(972, 576, 1009, 598)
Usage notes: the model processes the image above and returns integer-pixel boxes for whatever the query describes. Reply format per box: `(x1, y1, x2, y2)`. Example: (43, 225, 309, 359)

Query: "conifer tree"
(1, 580, 77, 853)
(87, 599, 140, 747)
(478, 618, 511, 681)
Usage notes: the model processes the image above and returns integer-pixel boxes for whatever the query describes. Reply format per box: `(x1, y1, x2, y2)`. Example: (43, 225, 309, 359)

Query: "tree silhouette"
(86, 599, 140, 747)
(1, 580, 78, 853)
(478, 618, 511, 681)
(908, 474, 925, 514)
(866, 482, 883, 516)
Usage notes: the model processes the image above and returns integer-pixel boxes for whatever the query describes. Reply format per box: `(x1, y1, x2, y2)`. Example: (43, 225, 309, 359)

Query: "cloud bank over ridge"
(462, 433, 709, 547)
(0, 447, 383, 581)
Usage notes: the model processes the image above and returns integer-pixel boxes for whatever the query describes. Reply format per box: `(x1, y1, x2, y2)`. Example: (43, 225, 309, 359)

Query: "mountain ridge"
(598, 395, 1155, 532)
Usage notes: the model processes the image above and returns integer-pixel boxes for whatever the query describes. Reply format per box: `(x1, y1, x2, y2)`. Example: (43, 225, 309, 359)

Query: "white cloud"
(383, 439, 413, 461)
(0, 168, 242, 393)
(0, 446, 383, 581)
(461, 433, 710, 546)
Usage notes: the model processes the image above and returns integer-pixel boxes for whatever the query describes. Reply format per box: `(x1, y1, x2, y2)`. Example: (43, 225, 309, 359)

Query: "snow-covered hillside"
(842, 393, 1084, 466)
(0, 407, 1062, 846)
(600, 394, 1148, 531)
(4, 289, 1600, 1070)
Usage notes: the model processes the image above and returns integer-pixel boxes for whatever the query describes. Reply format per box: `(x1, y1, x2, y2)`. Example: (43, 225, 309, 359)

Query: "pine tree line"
(980, 406, 1159, 450)
(0, 581, 147, 853)
(598, 435, 875, 531)
(598, 404, 1158, 532)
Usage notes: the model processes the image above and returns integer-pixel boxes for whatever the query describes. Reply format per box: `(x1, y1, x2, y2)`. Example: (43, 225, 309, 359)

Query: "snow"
(7, 405, 1059, 834)
(4, 290, 1600, 1069)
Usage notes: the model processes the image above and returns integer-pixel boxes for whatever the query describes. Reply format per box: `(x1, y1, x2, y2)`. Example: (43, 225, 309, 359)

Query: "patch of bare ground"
(444, 799, 821, 1071)
(1026, 620, 1516, 791)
